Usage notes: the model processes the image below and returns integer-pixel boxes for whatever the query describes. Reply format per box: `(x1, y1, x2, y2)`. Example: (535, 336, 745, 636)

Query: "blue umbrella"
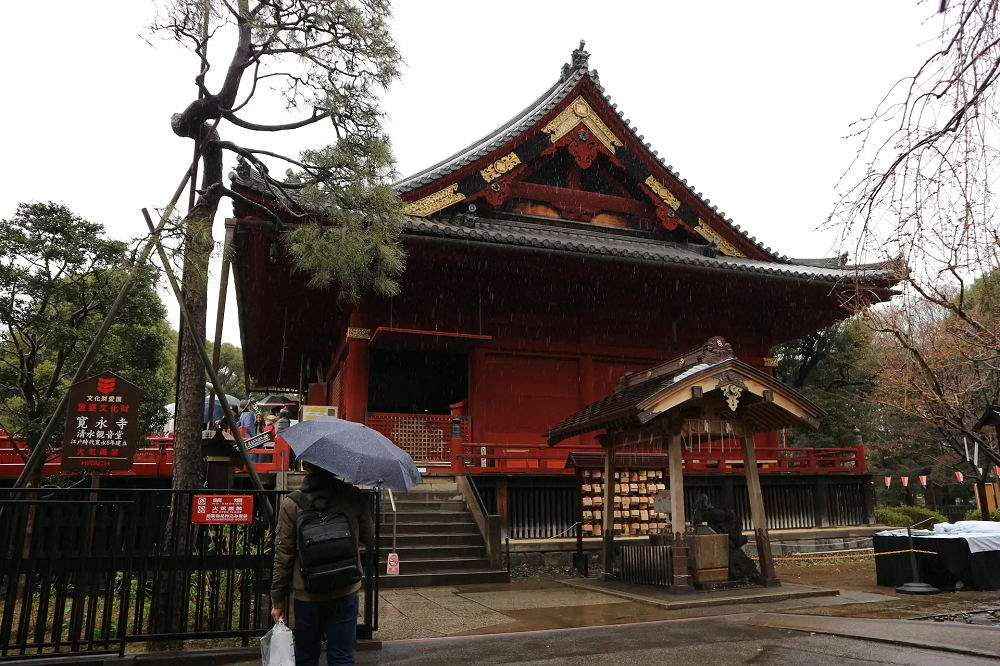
(280, 416, 421, 491)
(161, 394, 239, 430)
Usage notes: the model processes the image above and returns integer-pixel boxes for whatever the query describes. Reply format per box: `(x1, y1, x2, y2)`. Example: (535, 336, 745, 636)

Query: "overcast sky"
(0, 1, 938, 346)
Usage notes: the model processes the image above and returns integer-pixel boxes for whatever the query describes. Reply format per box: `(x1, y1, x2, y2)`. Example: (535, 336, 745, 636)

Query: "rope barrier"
(751, 548, 937, 562)
(544, 522, 582, 540)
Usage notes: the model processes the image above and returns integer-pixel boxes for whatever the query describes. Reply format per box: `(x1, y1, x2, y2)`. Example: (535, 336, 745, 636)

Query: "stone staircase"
(378, 476, 509, 588)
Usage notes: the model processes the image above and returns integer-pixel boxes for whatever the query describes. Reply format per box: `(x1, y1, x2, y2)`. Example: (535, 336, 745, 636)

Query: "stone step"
(378, 568, 509, 589)
(389, 533, 485, 548)
(379, 557, 493, 574)
(378, 544, 486, 560)
(408, 479, 458, 493)
(388, 511, 475, 524)
(392, 521, 478, 535)
(393, 491, 464, 502)
(386, 500, 468, 512)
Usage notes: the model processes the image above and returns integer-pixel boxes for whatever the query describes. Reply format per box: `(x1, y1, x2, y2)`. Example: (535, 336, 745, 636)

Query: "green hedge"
(964, 508, 1000, 521)
(896, 505, 946, 525)
(874, 506, 946, 527)
(874, 508, 909, 527)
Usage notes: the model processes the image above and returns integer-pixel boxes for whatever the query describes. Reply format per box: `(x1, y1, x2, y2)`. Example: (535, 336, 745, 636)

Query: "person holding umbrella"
(270, 462, 373, 666)
(270, 416, 421, 664)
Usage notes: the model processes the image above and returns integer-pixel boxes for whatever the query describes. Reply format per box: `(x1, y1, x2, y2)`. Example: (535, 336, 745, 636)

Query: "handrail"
(387, 488, 397, 554)
(457, 455, 490, 516)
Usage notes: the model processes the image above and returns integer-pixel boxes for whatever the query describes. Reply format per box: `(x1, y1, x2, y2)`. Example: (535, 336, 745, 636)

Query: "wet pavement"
(355, 615, 1000, 665)
(560, 577, 841, 610)
(745, 613, 1000, 660)
(362, 578, 881, 640)
(226, 579, 1000, 665)
(365, 579, 651, 639)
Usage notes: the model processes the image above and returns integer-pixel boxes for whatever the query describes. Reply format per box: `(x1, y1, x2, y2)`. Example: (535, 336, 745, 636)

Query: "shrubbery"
(874, 505, 946, 527)
(874, 508, 909, 527)
(963, 508, 1000, 521)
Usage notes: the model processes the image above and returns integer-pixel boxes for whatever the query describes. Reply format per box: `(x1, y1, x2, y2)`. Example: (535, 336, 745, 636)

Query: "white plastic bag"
(261, 619, 295, 666)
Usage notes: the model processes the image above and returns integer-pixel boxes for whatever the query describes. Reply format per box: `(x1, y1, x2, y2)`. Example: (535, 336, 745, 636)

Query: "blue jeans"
(293, 593, 358, 666)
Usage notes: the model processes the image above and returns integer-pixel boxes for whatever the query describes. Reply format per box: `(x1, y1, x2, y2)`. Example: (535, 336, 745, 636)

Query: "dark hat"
(239, 399, 251, 412)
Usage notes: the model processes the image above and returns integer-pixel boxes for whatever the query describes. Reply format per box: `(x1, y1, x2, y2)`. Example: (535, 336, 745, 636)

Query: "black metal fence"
(0, 487, 380, 661)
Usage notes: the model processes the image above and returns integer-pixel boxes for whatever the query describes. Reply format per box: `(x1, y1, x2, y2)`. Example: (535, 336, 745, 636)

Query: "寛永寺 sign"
(61, 373, 141, 472)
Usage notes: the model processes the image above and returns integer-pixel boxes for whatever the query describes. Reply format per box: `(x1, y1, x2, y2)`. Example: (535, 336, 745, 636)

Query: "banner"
(884, 476, 892, 487)
(956, 471, 964, 483)
(919, 475, 927, 487)
(901, 477, 909, 487)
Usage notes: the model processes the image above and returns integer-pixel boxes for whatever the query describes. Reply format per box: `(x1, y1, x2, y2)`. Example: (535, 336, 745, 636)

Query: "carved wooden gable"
(398, 42, 771, 261)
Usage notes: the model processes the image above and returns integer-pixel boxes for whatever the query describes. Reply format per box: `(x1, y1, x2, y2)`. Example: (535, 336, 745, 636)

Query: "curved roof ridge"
(394, 68, 588, 193)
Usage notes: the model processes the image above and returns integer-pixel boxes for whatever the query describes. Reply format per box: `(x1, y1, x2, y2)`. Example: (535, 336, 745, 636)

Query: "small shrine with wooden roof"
(224, 42, 897, 543)
(547, 336, 825, 587)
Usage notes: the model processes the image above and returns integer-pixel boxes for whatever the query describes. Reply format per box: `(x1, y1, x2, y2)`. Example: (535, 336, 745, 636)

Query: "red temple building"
(0, 45, 899, 565)
(224, 44, 898, 545)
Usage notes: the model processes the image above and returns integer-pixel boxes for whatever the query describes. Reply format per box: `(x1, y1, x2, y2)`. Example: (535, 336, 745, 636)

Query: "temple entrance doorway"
(367, 349, 468, 414)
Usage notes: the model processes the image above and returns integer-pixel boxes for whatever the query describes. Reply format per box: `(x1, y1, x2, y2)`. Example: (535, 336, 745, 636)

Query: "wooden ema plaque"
(61, 373, 141, 471)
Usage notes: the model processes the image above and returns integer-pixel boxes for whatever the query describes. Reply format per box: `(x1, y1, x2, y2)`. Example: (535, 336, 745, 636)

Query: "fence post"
(451, 418, 463, 474)
(854, 428, 868, 473)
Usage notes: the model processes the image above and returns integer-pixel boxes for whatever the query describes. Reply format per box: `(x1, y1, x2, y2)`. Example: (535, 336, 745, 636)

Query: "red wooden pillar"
(344, 309, 370, 424)
(579, 355, 595, 448)
(470, 347, 487, 444)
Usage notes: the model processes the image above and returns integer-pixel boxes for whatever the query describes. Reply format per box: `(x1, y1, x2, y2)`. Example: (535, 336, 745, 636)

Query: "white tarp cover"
(877, 521, 1000, 553)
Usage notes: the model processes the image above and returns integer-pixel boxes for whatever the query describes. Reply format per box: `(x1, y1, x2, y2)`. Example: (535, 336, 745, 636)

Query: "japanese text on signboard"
(191, 495, 254, 524)
(62, 373, 141, 471)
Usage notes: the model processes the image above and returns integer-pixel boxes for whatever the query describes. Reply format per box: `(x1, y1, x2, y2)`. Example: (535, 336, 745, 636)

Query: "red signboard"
(191, 494, 254, 524)
(61, 373, 141, 471)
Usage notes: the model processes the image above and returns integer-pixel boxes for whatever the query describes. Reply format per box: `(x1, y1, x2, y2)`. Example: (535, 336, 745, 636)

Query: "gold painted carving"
(402, 184, 466, 217)
(763, 357, 779, 368)
(346, 327, 371, 340)
(644, 175, 681, 211)
(481, 152, 522, 183)
(694, 220, 746, 258)
(542, 96, 623, 154)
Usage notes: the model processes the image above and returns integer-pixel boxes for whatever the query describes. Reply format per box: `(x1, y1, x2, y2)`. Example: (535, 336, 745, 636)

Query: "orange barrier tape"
(751, 548, 937, 562)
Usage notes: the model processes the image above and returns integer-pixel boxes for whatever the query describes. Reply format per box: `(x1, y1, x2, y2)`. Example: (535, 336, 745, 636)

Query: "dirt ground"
(773, 556, 1000, 623)
(775, 557, 883, 593)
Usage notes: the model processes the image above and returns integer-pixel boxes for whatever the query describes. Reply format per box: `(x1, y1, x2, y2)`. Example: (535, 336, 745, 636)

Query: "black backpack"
(290, 489, 362, 593)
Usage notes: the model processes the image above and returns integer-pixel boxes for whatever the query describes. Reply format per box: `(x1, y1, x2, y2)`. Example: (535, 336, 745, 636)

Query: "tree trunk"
(149, 140, 223, 650)
(171, 132, 223, 492)
(172, 208, 213, 493)
(977, 477, 992, 521)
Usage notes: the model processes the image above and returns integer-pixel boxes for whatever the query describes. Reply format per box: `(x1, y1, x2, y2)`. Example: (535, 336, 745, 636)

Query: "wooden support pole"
(668, 432, 691, 589)
(742, 432, 779, 586)
(600, 434, 615, 581)
(496, 477, 509, 537)
(572, 468, 587, 576)
(142, 209, 275, 528)
(208, 223, 235, 426)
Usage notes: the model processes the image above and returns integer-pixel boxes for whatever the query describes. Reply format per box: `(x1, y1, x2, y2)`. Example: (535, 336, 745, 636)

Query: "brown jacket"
(270, 474, 374, 610)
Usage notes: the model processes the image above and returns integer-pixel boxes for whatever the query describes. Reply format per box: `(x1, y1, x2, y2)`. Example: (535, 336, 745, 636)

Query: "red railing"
(457, 443, 867, 475)
(1, 429, 867, 479)
(365, 412, 470, 465)
(0, 432, 292, 478)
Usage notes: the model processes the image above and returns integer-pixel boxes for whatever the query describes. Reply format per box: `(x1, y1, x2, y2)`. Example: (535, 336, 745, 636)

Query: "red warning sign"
(386, 552, 400, 575)
(191, 494, 254, 524)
